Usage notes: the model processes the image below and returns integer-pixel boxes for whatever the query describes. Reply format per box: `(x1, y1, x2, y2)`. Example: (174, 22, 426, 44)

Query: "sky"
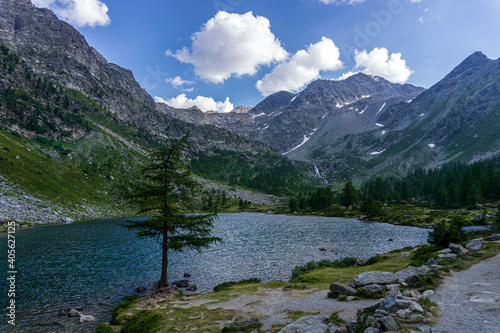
(31, 0, 500, 112)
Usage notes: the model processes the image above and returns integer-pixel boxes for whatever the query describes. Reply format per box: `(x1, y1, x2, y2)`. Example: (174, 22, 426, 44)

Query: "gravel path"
(205, 288, 378, 331)
(429, 253, 500, 333)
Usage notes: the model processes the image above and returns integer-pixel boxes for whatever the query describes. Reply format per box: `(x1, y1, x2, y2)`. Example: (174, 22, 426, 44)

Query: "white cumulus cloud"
(166, 11, 287, 83)
(165, 76, 195, 88)
(155, 95, 234, 113)
(256, 37, 343, 96)
(317, 0, 365, 5)
(354, 48, 413, 84)
(32, 0, 110, 28)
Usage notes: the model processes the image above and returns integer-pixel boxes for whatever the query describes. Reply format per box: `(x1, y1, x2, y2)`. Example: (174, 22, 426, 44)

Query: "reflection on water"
(0, 213, 429, 332)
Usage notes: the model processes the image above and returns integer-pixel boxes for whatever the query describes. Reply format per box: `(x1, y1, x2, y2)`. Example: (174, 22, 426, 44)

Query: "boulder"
(421, 290, 435, 298)
(380, 295, 423, 314)
(437, 253, 457, 260)
(437, 248, 452, 253)
(487, 234, 500, 241)
(67, 309, 81, 317)
(379, 315, 399, 331)
(79, 314, 95, 323)
(449, 243, 469, 256)
(279, 315, 335, 333)
(330, 282, 356, 296)
(466, 238, 484, 251)
(173, 280, 189, 288)
(364, 284, 382, 294)
(352, 271, 399, 288)
(395, 265, 431, 283)
(186, 284, 197, 291)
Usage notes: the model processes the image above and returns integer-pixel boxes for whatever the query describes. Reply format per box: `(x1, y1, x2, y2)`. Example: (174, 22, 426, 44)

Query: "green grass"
(0, 129, 146, 217)
(290, 251, 412, 289)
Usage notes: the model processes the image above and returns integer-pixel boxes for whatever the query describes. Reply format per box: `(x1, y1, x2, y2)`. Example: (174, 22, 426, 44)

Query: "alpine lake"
(0, 213, 430, 332)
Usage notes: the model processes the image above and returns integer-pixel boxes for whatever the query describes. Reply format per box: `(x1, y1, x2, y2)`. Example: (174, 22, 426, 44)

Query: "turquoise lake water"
(0, 213, 430, 332)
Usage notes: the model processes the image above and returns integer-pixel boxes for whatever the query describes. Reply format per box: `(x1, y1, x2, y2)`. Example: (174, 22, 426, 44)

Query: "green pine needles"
(124, 135, 221, 289)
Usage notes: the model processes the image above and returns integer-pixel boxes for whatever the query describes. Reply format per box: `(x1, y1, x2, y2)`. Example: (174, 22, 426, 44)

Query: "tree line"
(289, 155, 500, 212)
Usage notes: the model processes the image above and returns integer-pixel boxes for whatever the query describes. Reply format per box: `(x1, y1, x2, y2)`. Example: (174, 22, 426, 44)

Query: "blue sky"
(32, 0, 500, 112)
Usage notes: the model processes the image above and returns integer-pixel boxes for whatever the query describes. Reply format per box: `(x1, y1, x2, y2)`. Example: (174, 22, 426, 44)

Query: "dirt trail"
(429, 252, 500, 333)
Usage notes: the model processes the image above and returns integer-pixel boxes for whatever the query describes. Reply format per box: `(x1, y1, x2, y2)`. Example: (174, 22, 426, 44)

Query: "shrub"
(363, 255, 383, 266)
(428, 217, 466, 247)
(121, 310, 161, 333)
(110, 295, 141, 325)
(329, 310, 347, 326)
(337, 295, 348, 301)
(409, 244, 439, 266)
(213, 278, 261, 292)
(95, 324, 113, 333)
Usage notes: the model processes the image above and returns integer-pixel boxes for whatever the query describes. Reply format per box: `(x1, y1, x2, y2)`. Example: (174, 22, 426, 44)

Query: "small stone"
(426, 258, 437, 266)
(437, 248, 452, 253)
(385, 286, 402, 297)
(396, 309, 411, 318)
(352, 271, 399, 288)
(363, 328, 380, 333)
(421, 290, 435, 298)
(173, 280, 189, 288)
(57, 309, 67, 317)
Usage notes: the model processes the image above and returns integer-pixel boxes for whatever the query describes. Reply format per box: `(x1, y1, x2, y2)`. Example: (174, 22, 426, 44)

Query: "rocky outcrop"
(352, 271, 399, 288)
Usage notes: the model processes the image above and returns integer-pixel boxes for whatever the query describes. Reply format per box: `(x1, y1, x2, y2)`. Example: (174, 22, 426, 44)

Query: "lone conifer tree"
(124, 135, 221, 289)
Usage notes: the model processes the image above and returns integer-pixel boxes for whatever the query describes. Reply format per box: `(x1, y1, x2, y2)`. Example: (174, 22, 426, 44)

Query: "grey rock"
(67, 308, 81, 317)
(421, 290, 435, 298)
(379, 315, 399, 331)
(487, 234, 500, 241)
(437, 253, 457, 260)
(79, 314, 95, 323)
(363, 328, 380, 333)
(410, 314, 425, 320)
(396, 265, 431, 283)
(352, 271, 399, 288)
(430, 264, 444, 270)
(385, 286, 402, 297)
(465, 238, 484, 251)
(426, 258, 437, 265)
(449, 243, 469, 256)
(57, 309, 67, 316)
(173, 280, 189, 288)
(437, 248, 452, 253)
(396, 308, 411, 318)
(364, 284, 383, 293)
(279, 315, 335, 333)
(186, 284, 197, 291)
(330, 282, 356, 296)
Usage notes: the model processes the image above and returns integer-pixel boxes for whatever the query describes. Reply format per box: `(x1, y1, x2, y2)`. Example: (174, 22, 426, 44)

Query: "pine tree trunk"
(159, 222, 169, 288)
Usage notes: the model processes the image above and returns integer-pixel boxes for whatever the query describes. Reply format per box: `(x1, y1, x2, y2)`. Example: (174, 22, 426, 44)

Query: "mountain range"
(0, 0, 499, 217)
